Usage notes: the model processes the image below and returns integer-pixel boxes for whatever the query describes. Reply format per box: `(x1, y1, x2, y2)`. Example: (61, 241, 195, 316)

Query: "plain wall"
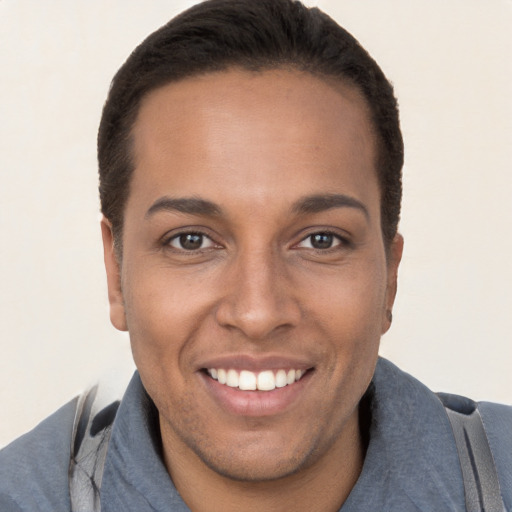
(0, 0, 511, 447)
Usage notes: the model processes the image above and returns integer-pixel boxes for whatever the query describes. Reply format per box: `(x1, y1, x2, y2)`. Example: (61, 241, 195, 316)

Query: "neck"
(161, 410, 366, 512)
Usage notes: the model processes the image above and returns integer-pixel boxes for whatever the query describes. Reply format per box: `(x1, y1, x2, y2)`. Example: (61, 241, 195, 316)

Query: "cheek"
(122, 267, 208, 369)
(301, 258, 387, 383)
(305, 259, 387, 331)
(122, 275, 207, 420)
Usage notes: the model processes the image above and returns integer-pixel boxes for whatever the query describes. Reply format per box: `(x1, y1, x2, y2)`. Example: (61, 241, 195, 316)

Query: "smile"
(206, 368, 306, 391)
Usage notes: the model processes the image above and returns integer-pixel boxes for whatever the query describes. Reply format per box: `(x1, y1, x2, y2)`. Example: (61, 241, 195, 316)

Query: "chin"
(179, 425, 325, 483)
(199, 447, 310, 483)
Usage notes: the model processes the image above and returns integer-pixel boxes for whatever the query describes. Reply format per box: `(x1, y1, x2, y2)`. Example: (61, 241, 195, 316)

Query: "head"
(99, 0, 404, 500)
(98, 0, 403, 256)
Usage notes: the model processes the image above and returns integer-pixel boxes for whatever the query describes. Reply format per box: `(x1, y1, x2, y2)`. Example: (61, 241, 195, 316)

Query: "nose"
(215, 248, 301, 340)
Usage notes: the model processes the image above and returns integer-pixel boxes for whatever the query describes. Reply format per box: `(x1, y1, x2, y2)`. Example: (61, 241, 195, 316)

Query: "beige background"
(0, 0, 511, 447)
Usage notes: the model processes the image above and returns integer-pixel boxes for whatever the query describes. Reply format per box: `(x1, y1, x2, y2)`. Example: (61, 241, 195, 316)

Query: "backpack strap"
(69, 384, 120, 512)
(437, 392, 505, 512)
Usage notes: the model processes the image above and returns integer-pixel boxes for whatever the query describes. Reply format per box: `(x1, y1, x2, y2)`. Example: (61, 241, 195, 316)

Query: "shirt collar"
(341, 358, 464, 511)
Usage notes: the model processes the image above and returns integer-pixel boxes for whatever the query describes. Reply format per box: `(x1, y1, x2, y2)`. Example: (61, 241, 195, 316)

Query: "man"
(1, 1, 510, 511)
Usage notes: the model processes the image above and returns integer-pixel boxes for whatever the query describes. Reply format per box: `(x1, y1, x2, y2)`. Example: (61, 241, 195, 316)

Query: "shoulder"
(478, 399, 512, 439)
(370, 359, 511, 507)
(0, 397, 78, 512)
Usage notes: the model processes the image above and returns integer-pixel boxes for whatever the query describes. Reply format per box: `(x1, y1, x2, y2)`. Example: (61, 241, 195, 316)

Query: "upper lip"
(196, 354, 314, 372)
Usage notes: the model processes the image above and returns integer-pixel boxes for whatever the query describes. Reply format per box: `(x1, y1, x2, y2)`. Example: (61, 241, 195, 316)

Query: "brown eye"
(297, 232, 343, 250)
(311, 233, 334, 249)
(169, 233, 215, 251)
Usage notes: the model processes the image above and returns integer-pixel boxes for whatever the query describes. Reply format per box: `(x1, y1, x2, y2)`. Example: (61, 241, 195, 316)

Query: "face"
(102, 69, 402, 483)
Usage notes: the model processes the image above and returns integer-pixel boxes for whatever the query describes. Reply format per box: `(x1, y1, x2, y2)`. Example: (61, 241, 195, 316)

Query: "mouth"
(204, 367, 308, 391)
(198, 356, 315, 416)
(199, 365, 314, 417)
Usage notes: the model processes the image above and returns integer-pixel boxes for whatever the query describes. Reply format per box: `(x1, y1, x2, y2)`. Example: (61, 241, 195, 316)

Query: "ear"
(381, 233, 404, 334)
(101, 217, 128, 331)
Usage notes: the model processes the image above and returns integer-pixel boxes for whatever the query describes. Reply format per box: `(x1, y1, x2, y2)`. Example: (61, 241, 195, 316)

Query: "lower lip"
(199, 371, 312, 417)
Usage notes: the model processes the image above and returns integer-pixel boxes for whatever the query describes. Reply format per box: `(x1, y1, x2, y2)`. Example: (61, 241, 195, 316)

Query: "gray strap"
(438, 393, 505, 512)
(69, 385, 120, 512)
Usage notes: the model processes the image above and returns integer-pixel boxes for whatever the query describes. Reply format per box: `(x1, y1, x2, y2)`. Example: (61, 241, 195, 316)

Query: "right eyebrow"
(144, 196, 223, 219)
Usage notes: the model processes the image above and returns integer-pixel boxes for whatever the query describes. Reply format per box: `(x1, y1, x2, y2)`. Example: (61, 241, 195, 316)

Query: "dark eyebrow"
(292, 193, 369, 219)
(145, 196, 222, 219)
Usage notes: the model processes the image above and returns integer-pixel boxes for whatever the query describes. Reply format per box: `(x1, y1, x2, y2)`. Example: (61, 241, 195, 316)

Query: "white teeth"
(275, 369, 287, 388)
(226, 369, 239, 388)
(257, 370, 276, 391)
(207, 367, 307, 391)
(239, 370, 257, 390)
(217, 368, 227, 384)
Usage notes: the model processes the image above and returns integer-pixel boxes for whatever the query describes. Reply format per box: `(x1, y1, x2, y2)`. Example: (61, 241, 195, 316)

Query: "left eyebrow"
(145, 196, 223, 219)
(291, 193, 369, 220)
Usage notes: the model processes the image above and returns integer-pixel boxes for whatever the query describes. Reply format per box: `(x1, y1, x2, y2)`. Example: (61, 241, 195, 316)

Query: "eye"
(168, 232, 216, 251)
(297, 232, 344, 250)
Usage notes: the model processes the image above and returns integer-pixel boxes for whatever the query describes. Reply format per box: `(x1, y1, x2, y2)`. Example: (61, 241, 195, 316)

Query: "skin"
(102, 68, 403, 511)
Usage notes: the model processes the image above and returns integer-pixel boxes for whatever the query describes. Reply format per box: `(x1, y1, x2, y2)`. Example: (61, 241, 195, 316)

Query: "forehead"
(129, 68, 379, 216)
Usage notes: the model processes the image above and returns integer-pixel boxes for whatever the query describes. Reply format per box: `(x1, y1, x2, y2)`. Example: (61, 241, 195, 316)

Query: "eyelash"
(163, 230, 219, 252)
(295, 231, 350, 251)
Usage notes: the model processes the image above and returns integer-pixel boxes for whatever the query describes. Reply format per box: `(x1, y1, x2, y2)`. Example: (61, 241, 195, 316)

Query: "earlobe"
(381, 233, 404, 334)
(100, 217, 128, 331)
